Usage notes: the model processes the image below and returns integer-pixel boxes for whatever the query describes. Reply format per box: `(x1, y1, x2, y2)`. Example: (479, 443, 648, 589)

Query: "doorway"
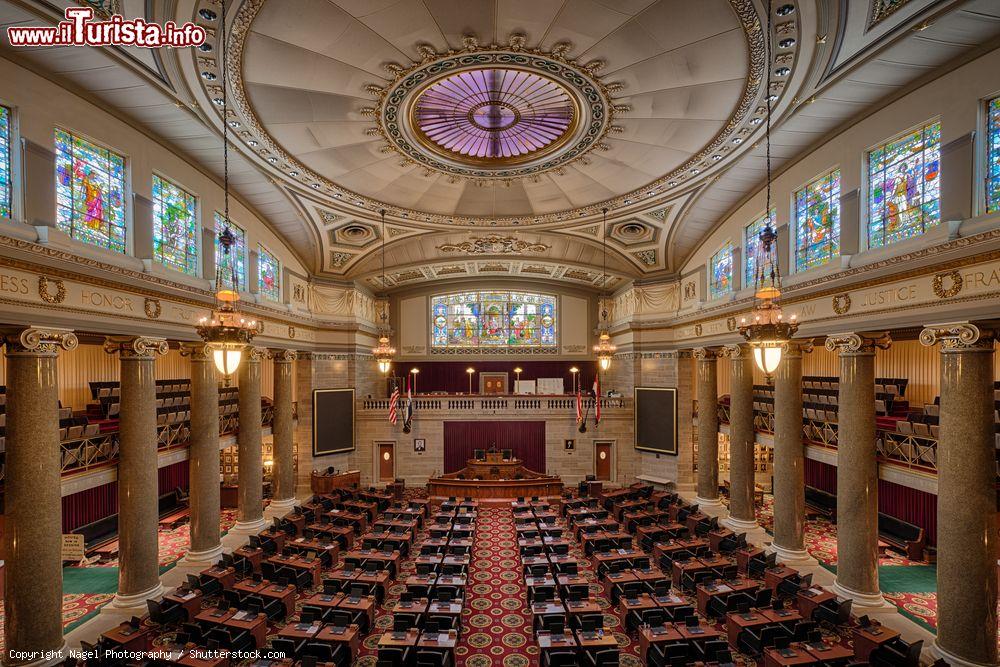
(595, 441, 613, 481)
(377, 442, 395, 482)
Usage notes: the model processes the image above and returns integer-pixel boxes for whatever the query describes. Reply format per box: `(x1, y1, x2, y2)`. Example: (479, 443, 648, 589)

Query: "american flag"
(593, 374, 601, 426)
(388, 381, 400, 424)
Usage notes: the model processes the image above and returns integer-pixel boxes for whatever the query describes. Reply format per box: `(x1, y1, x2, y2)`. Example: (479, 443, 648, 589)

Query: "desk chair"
(581, 648, 619, 666)
(813, 597, 852, 626)
(147, 598, 185, 626)
(737, 623, 788, 656)
(270, 637, 304, 659)
(648, 642, 689, 667)
(377, 647, 411, 667)
(542, 652, 577, 667)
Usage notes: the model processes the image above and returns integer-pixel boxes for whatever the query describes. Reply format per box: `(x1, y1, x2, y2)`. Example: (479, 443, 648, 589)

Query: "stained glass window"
(431, 291, 557, 349)
(0, 106, 11, 220)
(257, 244, 281, 302)
(795, 170, 841, 271)
(709, 241, 735, 300)
(214, 212, 246, 292)
(868, 121, 940, 248)
(152, 175, 198, 275)
(986, 97, 1000, 214)
(55, 128, 127, 253)
(744, 210, 776, 288)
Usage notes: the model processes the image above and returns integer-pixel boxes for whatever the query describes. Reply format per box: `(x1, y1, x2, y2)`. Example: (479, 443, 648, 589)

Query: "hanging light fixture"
(196, 0, 256, 385)
(372, 209, 396, 374)
(594, 208, 616, 371)
(738, 0, 797, 375)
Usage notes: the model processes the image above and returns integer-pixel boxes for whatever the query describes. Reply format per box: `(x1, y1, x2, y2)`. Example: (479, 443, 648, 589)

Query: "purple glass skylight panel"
(414, 69, 574, 160)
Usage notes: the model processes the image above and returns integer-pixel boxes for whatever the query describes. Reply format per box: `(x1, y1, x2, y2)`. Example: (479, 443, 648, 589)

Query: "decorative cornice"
(780, 339, 814, 358)
(722, 343, 750, 359)
(211, 0, 775, 227)
(437, 236, 549, 255)
(271, 349, 298, 363)
(824, 331, 892, 355)
(3, 327, 79, 356)
(245, 346, 268, 363)
(104, 336, 169, 359)
(919, 322, 997, 351)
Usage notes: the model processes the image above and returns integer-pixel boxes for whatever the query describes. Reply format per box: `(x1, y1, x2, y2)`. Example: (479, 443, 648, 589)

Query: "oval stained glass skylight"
(412, 68, 576, 162)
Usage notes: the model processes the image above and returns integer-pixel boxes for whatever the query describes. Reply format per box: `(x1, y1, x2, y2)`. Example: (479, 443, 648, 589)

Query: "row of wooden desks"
(536, 628, 619, 656)
(325, 564, 392, 602)
(232, 579, 297, 618)
(298, 591, 378, 629)
(763, 640, 855, 666)
(694, 578, 760, 616)
(277, 620, 361, 657)
(637, 621, 725, 663)
(725, 607, 804, 645)
(376, 627, 459, 652)
(194, 607, 269, 648)
(671, 554, 735, 589)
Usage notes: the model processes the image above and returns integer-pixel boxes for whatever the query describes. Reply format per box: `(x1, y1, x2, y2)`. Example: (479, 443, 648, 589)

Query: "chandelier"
(373, 209, 395, 375)
(738, 0, 796, 375)
(196, 0, 256, 384)
(594, 207, 616, 371)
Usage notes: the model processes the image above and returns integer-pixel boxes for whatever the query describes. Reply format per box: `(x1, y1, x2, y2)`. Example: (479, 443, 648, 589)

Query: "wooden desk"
(164, 588, 203, 622)
(378, 629, 420, 649)
(339, 594, 377, 627)
(726, 610, 772, 646)
(311, 469, 361, 494)
(200, 565, 236, 590)
(695, 579, 759, 616)
(101, 621, 153, 651)
(676, 622, 724, 644)
(194, 608, 268, 648)
(852, 623, 900, 661)
(764, 565, 799, 590)
(795, 586, 836, 620)
(267, 553, 323, 588)
(736, 546, 765, 575)
(233, 580, 296, 618)
(764, 645, 819, 666)
(575, 628, 619, 650)
(316, 624, 362, 656)
(537, 630, 578, 656)
(638, 624, 683, 664)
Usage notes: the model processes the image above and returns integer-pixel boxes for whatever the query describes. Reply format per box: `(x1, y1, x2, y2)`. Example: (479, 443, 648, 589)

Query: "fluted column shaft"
(108, 337, 167, 607)
(695, 348, 722, 507)
(271, 350, 297, 509)
(235, 347, 265, 532)
(182, 344, 221, 562)
(2, 328, 77, 665)
(725, 344, 758, 528)
(827, 332, 890, 606)
(921, 323, 997, 667)
(771, 341, 811, 562)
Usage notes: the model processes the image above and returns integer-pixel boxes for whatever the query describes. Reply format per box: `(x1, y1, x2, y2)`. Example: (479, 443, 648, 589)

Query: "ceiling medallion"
(437, 235, 549, 255)
(370, 40, 616, 182)
(220, 1, 778, 227)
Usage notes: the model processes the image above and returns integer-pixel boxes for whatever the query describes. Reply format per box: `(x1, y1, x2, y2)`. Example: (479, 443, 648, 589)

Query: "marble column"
(233, 347, 266, 534)
(826, 332, 891, 608)
(269, 349, 297, 513)
(723, 344, 761, 534)
(694, 348, 723, 510)
(770, 340, 815, 564)
(179, 343, 222, 565)
(2, 327, 77, 666)
(920, 322, 997, 667)
(106, 336, 168, 608)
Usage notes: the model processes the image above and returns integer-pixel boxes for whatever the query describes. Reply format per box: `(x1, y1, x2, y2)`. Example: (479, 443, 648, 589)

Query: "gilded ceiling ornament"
(38, 275, 66, 304)
(144, 297, 161, 319)
(868, 0, 914, 28)
(832, 293, 851, 315)
(633, 250, 657, 266)
(437, 235, 548, 255)
(932, 269, 963, 299)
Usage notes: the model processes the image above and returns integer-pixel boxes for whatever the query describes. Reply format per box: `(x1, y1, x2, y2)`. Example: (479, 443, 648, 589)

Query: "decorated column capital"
(270, 349, 298, 363)
(104, 336, 168, 359)
(919, 321, 997, 351)
(693, 347, 718, 360)
(3, 326, 78, 356)
(722, 343, 751, 359)
(780, 339, 814, 359)
(824, 332, 891, 356)
(179, 342, 214, 361)
(245, 346, 268, 363)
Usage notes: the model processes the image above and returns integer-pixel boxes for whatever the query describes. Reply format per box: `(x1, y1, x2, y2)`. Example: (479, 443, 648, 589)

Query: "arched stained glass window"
(709, 241, 735, 300)
(214, 212, 246, 292)
(152, 174, 198, 276)
(0, 106, 11, 220)
(744, 210, 776, 288)
(985, 97, 1000, 214)
(431, 291, 557, 350)
(258, 244, 281, 302)
(795, 169, 841, 272)
(55, 128, 127, 253)
(868, 121, 940, 248)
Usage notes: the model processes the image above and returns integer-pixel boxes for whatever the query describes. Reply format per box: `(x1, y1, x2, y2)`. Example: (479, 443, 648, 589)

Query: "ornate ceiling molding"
(201, 0, 783, 228)
(436, 235, 549, 255)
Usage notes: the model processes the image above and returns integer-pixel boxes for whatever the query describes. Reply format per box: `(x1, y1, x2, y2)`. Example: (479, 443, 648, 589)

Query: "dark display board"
(312, 388, 355, 456)
(634, 387, 678, 454)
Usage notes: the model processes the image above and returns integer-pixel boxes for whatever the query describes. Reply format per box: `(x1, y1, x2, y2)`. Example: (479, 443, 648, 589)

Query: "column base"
(933, 640, 998, 667)
(179, 544, 224, 567)
(694, 495, 726, 509)
(831, 581, 893, 610)
(722, 516, 768, 542)
(229, 517, 266, 536)
(767, 543, 818, 567)
(112, 582, 163, 610)
(265, 497, 296, 517)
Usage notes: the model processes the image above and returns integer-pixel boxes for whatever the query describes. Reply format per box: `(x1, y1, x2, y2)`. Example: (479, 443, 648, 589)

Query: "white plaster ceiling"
(1, 0, 999, 288)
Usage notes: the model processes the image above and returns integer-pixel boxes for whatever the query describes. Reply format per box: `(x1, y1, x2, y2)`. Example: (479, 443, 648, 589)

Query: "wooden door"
(595, 441, 612, 481)
(378, 442, 395, 482)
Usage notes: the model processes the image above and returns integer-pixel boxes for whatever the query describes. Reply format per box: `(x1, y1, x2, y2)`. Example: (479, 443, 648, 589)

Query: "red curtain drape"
(62, 482, 118, 533)
(804, 458, 837, 494)
(443, 421, 546, 474)
(878, 478, 937, 545)
(386, 361, 598, 396)
(158, 460, 189, 492)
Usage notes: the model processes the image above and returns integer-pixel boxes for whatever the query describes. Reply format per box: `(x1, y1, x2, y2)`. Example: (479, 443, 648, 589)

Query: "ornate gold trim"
(104, 336, 169, 359)
(144, 297, 162, 319)
(932, 269, 962, 299)
(824, 331, 891, 355)
(38, 275, 66, 304)
(3, 326, 78, 355)
(832, 293, 851, 315)
(919, 322, 996, 350)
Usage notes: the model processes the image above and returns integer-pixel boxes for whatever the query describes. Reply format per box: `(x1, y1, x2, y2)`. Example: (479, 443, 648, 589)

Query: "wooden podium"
(427, 451, 562, 499)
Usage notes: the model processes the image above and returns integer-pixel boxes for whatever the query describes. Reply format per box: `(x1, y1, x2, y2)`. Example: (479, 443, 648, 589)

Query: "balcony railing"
(359, 396, 629, 414)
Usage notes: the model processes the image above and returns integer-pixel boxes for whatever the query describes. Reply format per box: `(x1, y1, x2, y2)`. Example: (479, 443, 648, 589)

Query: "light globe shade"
(753, 345, 783, 375)
(598, 355, 612, 371)
(212, 346, 243, 378)
(377, 359, 392, 374)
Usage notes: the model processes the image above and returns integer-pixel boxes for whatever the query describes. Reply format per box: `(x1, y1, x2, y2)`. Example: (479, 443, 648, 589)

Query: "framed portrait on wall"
(414, 438, 426, 453)
(565, 439, 575, 450)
